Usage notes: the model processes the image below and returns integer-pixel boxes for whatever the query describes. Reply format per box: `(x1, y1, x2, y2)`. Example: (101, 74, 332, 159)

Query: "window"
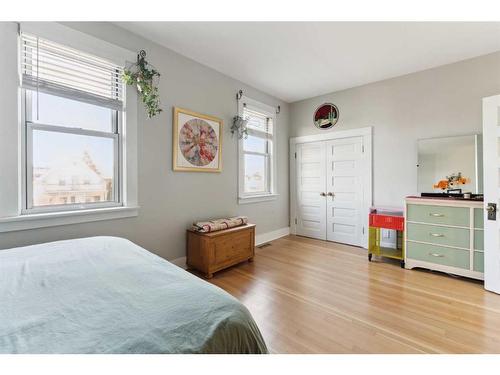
(238, 97, 278, 203)
(0, 23, 138, 233)
(20, 33, 123, 213)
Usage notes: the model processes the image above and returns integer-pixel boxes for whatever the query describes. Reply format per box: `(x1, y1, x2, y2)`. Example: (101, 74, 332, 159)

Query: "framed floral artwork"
(173, 107, 223, 172)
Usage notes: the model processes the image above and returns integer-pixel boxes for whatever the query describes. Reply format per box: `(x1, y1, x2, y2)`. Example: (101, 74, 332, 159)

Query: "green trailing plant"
(231, 115, 249, 139)
(122, 50, 162, 118)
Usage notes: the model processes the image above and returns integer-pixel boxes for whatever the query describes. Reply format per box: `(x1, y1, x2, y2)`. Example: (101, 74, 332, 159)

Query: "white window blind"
(20, 33, 124, 111)
(244, 107, 273, 135)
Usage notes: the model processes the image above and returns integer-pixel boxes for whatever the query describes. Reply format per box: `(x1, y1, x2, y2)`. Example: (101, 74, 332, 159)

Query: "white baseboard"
(380, 241, 397, 249)
(170, 256, 187, 269)
(255, 227, 290, 246)
(169, 227, 290, 270)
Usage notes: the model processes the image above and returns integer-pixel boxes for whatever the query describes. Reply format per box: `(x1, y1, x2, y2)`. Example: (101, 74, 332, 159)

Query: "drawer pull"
(429, 233, 444, 237)
(429, 252, 445, 257)
(429, 213, 445, 217)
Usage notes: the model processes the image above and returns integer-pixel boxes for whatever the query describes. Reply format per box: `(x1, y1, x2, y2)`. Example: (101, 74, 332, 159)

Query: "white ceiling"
(116, 22, 500, 103)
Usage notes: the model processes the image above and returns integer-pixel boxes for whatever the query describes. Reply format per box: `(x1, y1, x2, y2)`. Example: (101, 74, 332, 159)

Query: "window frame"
(20, 87, 123, 215)
(238, 96, 278, 204)
(0, 22, 138, 234)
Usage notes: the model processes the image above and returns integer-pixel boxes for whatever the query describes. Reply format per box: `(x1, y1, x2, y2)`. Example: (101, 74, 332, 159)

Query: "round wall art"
(173, 107, 223, 172)
(313, 103, 339, 130)
(179, 119, 218, 167)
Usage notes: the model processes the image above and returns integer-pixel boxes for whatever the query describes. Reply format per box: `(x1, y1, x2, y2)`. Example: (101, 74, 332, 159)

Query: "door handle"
(429, 253, 445, 258)
(487, 203, 497, 221)
(429, 233, 444, 237)
(327, 192, 334, 196)
(429, 213, 444, 217)
(320, 192, 326, 197)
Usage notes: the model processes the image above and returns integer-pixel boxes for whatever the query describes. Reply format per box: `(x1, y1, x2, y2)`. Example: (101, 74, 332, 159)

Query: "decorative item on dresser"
(187, 223, 256, 278)
(405, 197, 484, 280)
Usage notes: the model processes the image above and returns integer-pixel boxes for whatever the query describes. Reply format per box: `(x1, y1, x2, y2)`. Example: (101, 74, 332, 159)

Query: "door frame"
(290, 126, 373, 249)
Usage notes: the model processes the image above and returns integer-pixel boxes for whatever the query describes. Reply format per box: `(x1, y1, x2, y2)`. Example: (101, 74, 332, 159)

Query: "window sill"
(0, 206, 139, 233)
(238, 194, 279, 205)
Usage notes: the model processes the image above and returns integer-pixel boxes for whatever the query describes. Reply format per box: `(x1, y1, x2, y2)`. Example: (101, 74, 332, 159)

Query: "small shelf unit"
(368, 208, 405, 268)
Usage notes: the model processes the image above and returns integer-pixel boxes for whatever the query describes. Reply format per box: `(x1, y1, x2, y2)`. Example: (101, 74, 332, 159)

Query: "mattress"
(0, 236, 267, 354)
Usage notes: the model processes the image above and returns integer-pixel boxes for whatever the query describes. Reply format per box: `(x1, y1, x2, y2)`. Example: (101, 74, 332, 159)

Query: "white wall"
(0, 22, 290, 260)
(290, 51, 500, 207)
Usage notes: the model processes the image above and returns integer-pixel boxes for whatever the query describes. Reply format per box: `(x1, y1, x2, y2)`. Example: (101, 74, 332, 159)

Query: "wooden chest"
(186, 224, 255, 278)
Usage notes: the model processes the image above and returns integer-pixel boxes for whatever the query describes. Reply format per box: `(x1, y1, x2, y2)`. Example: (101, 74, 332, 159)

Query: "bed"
(0, 236, 267, 354)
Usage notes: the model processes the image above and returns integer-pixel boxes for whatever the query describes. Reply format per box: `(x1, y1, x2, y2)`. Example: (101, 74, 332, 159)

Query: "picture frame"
(313, 103, 339, 130)
(173, 107, 223, 172)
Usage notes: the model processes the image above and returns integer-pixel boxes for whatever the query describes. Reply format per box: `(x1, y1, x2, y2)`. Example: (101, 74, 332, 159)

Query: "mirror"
(417, 134, 483, 194)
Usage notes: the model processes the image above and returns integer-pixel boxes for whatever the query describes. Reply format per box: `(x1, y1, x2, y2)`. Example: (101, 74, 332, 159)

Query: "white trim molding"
(0, 206, 139, 233)
(255, 227, 290, 246)
(289, 126, 373, 249)
(289, 126, 372, 145)
(238, 193, 279, 205)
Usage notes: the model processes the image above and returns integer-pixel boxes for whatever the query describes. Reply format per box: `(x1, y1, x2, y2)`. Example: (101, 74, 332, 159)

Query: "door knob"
(320, 192, 326, 197)
(327, 192, 334, 196)
(487, 203, 497, 221)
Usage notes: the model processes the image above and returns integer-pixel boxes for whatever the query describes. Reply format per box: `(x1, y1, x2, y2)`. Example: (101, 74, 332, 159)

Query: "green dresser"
(406, 242, 470, 269)
(406, 204, 469, 227)
(405, 198, 484, 280)
(406, 222, 470, 249)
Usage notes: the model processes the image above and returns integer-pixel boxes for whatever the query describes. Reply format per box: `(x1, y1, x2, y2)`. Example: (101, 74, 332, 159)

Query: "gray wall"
(0, 22, 290, 259)
(290, 51, 500, 207)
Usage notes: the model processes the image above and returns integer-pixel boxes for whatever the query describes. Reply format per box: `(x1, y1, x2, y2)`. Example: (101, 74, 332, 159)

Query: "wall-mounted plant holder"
(232, 90, 248, 139)
(122, 50, 163, 118)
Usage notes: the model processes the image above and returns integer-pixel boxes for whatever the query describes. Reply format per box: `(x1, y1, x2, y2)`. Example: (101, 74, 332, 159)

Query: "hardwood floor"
(205, 235, 500, 353)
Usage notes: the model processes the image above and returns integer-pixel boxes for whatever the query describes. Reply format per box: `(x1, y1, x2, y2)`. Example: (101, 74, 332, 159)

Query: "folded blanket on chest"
(192, 216, 248, 233)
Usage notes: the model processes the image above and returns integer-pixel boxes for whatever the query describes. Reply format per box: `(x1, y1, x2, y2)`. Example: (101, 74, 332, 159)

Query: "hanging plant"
(122, 50, 162, 118)
(231, 115, 249, 139)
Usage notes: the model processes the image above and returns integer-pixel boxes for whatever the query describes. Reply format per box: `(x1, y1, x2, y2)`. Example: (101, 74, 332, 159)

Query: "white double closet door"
(295, 137, 365, 246)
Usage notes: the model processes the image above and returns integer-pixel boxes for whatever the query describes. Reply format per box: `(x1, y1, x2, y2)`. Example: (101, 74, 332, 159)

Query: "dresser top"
(406, 196, 483, 208)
